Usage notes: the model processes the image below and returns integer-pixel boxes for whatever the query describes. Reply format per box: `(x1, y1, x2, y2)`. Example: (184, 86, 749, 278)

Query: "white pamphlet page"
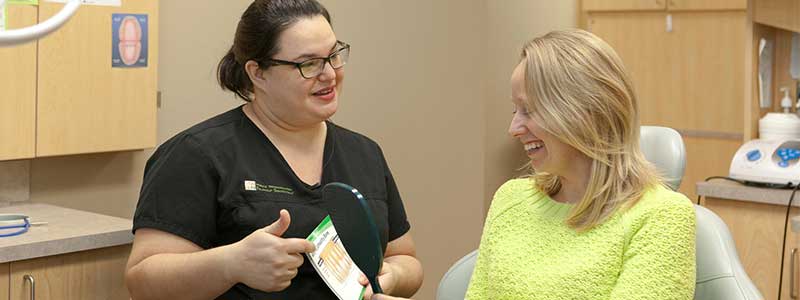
(306, 215, 366, 300)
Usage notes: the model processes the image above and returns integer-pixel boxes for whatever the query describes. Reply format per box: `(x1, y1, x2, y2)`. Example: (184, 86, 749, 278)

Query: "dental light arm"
(0, 0, 80, 47)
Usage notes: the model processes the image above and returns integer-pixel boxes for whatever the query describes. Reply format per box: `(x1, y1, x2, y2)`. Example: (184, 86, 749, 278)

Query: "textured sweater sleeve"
(465, 180, 521, 300)
(609, 197, 696, 300)
(464, 213, 492, 300)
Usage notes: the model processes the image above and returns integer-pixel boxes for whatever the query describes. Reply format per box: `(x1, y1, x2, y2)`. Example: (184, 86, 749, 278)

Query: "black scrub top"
(132, 106, 411, 300)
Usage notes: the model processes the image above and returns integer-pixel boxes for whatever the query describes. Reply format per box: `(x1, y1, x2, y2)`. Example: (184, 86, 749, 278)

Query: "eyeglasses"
(262, 41, 350, 79)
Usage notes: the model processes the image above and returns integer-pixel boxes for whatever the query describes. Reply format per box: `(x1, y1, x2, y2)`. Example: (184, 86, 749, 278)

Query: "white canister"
(759, 112, 800, 140)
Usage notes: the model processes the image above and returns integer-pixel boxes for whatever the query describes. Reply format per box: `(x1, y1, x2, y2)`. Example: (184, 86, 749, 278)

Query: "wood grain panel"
(754, 0, 800, 32)
(668, 0, 747, 11)
(582, 0, 666, 11)
(702, 198, 799, 300)
(0, 263, 7, 300)
(10, 245, 131, 300)
(589, 11, 746, 134)
(665, 11, 747, 134)
(0, 5, 37, 161)
(770, 30, 798, 115)
(680, 136, 742, 200)
(36, 1, 158, 157)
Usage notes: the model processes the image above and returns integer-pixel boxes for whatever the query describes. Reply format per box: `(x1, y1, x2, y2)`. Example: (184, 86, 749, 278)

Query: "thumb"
(264, 209, 291, 237)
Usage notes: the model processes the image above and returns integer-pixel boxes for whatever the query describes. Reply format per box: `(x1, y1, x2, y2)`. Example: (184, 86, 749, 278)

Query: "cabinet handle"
(665, 14, 673, 33)
(792, 248, 798, 299)
(23, 274, 35, 300)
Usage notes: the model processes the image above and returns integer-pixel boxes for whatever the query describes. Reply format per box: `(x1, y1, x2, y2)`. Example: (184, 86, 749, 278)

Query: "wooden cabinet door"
(668, 0, 747, 11)
(754, 0, 800, 32)
(588, 12, 673, 130)
(663, 11, 746, 134)
(0, 5, 37, 161)
(702, 198, 799, 300)
(36, 0, 158, 157)
(9, 245, 131, 300)
(583, 0, 666, 11)
(591, 11, 747, 133)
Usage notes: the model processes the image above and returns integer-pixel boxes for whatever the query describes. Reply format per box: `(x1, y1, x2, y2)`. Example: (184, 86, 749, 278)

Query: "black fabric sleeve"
(133, 134, 220, 249)
(379, 146, 411, 241)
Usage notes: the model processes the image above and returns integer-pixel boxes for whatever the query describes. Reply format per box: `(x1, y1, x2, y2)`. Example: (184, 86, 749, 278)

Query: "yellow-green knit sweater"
(466, 179, 696, 300)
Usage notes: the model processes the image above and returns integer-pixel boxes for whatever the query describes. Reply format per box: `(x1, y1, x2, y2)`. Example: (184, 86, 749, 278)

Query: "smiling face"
(251, 15, 344, 127)
(508, 61, 587, 177)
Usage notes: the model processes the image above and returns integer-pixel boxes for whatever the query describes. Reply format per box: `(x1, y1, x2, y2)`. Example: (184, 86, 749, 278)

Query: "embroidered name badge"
(243, 180, 294, 195)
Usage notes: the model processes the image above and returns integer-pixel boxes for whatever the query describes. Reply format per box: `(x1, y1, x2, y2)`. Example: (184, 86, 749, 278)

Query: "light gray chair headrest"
(639, 126, 686, 190)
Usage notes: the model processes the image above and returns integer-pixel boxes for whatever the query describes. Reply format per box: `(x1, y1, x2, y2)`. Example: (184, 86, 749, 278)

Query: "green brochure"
(306, 215, 367, 300)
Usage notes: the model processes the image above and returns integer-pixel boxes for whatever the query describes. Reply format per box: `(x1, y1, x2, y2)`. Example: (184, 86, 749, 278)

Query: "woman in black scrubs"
(124, 1, 423, 299)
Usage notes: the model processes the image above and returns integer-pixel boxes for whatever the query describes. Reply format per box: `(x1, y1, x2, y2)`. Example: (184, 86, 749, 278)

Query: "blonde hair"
(521, 29, 662, 231)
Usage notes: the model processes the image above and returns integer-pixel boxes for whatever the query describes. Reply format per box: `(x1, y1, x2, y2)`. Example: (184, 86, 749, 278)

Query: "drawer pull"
(23, 274, 34, 300)
(792, 248, 798, 299)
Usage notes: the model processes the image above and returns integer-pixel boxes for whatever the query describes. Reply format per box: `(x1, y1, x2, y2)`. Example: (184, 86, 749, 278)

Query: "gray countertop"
(696, 180, 800, 207)
(0, 202, 133, 264)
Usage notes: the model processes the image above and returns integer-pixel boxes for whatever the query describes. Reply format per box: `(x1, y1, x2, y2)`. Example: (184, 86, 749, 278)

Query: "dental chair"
(435, 126, 763, 300)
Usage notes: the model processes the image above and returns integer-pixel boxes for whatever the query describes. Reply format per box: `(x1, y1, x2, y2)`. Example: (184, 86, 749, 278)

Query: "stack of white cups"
(759, 112, 800, 140)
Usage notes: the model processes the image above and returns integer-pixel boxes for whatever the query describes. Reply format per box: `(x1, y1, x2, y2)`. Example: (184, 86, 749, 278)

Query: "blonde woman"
(465, 29, 696, 299)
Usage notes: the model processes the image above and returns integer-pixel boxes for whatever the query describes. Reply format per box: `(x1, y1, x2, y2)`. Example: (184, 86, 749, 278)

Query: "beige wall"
(28, 1, 575, 299)
(485, 0, 578, 210)
(320, 1, 488, 298)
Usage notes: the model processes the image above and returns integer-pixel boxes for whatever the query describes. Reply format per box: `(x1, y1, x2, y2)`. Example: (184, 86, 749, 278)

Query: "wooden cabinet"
(0, 5, 37, 161)
(582, 0, 747, 12)
(8, 245, 130, 300)
(0, 1, 158, 160)
(702, 198, 797, 300)
(582, 2, 748, 198)
(664, 11, 746, 133)
(582, 0, 666, 11)
(754, 0, 800, 32)
(586, 11, 748, 132)
(668, 0, 747, 11)
(0, 264, 8, 300)
(36, 1, 158, 157)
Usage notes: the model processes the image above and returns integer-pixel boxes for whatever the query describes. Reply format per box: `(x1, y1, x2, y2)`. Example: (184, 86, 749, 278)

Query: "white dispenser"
(759, 87, 800, 140)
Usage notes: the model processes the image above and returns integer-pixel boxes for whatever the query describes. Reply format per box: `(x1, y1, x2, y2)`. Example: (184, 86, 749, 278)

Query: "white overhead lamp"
(0, 0, 81, 47)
